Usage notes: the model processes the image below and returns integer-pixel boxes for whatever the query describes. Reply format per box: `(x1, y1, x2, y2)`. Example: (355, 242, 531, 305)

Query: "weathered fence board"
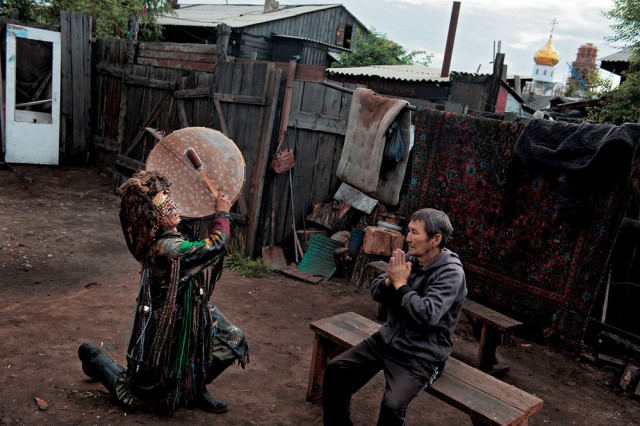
(59, 11, 92, 163)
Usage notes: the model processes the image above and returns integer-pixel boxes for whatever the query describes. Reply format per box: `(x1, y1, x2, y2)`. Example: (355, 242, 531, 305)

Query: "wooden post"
(245, 65, 282, 257)
(486, 52, 505, 112)
(440, 1, 461, 78)
(216, 24, 231, 64)
(276, 60, 297, 149)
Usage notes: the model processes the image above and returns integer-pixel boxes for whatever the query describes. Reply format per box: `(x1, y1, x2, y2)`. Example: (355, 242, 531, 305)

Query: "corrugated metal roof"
(326, 65, 448, 82)
(272, 33, 351, 51)
(600, 48, 633, 63)
(159, 4, 340, 28)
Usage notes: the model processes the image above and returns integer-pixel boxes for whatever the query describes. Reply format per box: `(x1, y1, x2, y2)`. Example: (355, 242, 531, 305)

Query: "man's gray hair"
(410, 208, 453, 248)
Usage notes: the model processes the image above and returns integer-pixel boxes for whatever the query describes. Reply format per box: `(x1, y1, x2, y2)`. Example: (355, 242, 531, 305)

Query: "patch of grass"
(226, 252, 272, 278)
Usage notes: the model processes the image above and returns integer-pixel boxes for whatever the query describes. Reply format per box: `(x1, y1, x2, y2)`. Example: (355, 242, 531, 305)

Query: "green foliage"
(564, 81, 578, 97)
(226, 252, 273, 278)
(586, 65, 640, 123)
(332, 28, 433, 68)
(586, 0, 640, 123)
(1, 0, 173, 40)
(604, 0, 640, 46)
(1, 0, 40, 22)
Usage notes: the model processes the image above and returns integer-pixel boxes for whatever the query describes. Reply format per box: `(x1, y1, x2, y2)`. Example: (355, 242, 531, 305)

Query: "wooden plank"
(288, 110, 347, 135)
(295, 82, 326, 229)
(123, 88, 175, 156)
(214, 99, 230, 136)
(275, 61, 297, 150)
(115, 153, 145, 171)
(174, 88, 211, 99)
(281, 265, 324, 284)
(224, 62, 245, 142)
(123, 74, 176, 90)
(82, 13, 92, 159)
(427, 371, 529, 425)
(307, 333, 328, 402)
(95, 64, 125, 78)
(213, 93, 266, 105)
(137, 48, 217, 64)
(439, 358, 544, 417)
(177, 99, 189, 128)
(245, 65, 281, 257)
(92, 135, 118, 152)
(136, 56, 215, 73)
(0, 46, 4, 153)
(310, 312, 381, 347)
(59, 11, 73, 117)
(307, 84, 341, 206)
(138, 42, 217, 54)
(463, 299, 522, 331)
(294, 64, 326, 82)
(70, 11, 86, 157)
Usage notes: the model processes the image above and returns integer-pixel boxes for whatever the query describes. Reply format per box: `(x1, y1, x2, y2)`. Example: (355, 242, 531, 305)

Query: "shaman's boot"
(195, 387, 228, 414)
(78, 342, 125, 395)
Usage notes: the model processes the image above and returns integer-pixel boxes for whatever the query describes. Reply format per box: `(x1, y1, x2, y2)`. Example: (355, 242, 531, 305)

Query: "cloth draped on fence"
(336, 88, 411, 205)
(408, 108, 640, 349)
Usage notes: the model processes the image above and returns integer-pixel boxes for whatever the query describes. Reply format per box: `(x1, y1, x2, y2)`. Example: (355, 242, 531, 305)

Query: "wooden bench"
(307, 312, 543, 426)
(462, 298, 522, 374)
(365, 260, 522, 374)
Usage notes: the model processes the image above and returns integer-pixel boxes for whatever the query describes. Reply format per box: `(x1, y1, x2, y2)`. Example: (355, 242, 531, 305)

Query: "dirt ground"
(1, 164, 639, 426)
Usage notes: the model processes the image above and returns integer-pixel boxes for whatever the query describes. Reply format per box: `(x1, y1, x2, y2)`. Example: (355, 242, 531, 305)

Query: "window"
(337, 24, 353, 48)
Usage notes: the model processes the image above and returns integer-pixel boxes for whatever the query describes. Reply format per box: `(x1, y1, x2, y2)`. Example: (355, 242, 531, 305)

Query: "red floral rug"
(408, 109, 631, 349)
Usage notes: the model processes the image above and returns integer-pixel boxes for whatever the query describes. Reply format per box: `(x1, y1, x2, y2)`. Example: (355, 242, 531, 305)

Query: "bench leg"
(477, 323, 500, 371)
(306, 335, 347, 403)
(307, 334, 328, 403)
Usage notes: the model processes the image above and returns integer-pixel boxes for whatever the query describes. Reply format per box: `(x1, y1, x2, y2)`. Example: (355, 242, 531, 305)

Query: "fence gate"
(213, 61, 282, 256)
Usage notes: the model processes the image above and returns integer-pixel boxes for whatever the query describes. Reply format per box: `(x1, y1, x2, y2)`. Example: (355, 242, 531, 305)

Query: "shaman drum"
(145, 127, 246, 219)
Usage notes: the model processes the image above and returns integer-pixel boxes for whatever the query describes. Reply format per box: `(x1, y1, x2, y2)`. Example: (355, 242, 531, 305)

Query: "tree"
(1, 0, 173, 40)
(331, 28, 433, 68)
(586, 0, 640, 123)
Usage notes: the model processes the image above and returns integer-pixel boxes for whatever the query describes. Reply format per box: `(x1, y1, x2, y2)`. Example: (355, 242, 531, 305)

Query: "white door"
(5, 24, 61, 165)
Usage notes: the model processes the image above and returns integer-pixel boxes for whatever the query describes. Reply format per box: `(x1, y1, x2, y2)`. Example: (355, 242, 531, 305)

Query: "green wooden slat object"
(298, 234, 344, 279)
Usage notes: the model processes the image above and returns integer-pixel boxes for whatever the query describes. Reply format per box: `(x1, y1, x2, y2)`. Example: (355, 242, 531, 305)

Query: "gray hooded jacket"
(370, 249, 467, 364)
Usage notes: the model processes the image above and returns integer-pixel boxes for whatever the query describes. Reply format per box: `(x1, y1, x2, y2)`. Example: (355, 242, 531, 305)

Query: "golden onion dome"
(534, 35, 560, 66)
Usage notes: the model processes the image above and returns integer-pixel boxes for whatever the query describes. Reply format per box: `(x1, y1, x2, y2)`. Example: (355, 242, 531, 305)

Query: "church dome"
(534, 35, 560, 66)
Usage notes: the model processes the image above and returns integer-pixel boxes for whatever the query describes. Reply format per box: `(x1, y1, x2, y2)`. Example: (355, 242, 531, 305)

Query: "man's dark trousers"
(322, 333, 441, 426)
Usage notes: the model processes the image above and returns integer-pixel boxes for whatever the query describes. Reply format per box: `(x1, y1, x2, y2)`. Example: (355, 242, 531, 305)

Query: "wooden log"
(306, 202, 353, 231)
(361, 226, 405, 257)
(333, 247, 354, 278)
(350, 252, 386, 287)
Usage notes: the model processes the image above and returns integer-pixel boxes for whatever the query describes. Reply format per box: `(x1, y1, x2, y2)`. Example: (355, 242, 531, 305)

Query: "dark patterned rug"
(408, 108, 632, 350)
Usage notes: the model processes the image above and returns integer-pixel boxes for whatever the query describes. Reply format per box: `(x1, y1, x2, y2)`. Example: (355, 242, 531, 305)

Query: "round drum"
(145, 127, 245, 219)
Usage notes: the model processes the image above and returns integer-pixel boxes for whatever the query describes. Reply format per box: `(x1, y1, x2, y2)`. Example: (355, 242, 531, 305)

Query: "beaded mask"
(152, 190, 179, 230)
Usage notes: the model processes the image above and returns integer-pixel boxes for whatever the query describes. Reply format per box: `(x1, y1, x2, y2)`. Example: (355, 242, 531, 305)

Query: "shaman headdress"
(119, 170, 172, 265)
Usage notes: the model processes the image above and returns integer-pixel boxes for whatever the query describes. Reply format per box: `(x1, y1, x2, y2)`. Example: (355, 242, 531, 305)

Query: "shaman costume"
(79, 171, 248, 414)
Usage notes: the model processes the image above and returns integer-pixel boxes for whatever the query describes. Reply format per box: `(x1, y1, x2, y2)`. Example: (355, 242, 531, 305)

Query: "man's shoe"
(195, 388, 228, 414)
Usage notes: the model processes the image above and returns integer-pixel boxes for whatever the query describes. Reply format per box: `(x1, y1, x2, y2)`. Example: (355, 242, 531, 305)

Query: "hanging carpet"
(408, 108, 640, 350)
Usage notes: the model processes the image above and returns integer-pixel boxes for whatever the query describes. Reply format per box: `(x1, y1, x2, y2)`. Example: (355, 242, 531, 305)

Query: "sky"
(178, 0, 624, 84)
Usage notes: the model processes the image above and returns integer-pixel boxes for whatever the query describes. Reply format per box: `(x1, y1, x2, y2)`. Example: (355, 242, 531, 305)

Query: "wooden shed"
(158, 3, 367, 67)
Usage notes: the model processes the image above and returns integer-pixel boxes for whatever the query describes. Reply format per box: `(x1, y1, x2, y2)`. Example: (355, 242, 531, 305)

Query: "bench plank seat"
(308, 312, 543, 426)
(462, 299, 523, 373)
(463, 299, 522, 332)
